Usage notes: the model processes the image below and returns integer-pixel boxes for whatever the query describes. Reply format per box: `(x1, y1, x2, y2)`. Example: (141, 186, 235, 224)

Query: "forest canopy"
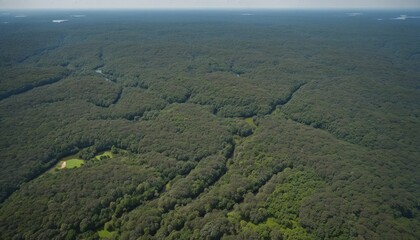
(0, 10, 419, 240)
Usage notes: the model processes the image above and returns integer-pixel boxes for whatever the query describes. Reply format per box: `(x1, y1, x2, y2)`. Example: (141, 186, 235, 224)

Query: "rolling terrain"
(0, 10, 419, 239)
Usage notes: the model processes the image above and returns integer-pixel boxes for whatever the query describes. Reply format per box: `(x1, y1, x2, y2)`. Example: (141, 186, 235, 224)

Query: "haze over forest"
(2, 0, 420, 9)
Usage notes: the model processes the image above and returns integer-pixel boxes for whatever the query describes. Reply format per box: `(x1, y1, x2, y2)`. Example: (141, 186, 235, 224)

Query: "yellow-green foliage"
(95, 151, 113, 160)
(266, 169, 325, 227)
(244, 117, 256, 128)
(98, 229, 116, 239)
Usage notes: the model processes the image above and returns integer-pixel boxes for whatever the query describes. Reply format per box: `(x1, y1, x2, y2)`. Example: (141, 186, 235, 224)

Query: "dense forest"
(0, 10, 419, 239)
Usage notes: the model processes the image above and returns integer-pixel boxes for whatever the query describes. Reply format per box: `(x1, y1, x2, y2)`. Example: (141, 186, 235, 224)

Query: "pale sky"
(0, 0, 419, 9)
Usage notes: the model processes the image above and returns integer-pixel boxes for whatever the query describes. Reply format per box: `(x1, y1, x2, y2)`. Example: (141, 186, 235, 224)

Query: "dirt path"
(59, 161, 66, 169)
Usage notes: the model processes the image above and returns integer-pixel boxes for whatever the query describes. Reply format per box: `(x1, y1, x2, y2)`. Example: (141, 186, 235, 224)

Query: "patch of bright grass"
(65, 159, 84, 168)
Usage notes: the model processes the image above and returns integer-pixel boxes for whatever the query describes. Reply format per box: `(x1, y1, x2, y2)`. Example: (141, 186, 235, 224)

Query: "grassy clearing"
(65, 159, 85, 168)
(51, 149, 115, 173)
(50, 154, 85, 172)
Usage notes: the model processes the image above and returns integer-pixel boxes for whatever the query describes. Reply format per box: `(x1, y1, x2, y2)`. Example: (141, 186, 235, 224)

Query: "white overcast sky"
(0, 0, 419, 9)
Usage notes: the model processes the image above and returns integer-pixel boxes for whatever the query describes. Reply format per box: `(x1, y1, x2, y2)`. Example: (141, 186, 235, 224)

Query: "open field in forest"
(64, 159, 84, 169)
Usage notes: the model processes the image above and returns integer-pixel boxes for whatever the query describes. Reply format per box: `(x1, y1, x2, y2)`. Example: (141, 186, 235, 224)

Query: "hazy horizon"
(1, 0, 420, 10)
